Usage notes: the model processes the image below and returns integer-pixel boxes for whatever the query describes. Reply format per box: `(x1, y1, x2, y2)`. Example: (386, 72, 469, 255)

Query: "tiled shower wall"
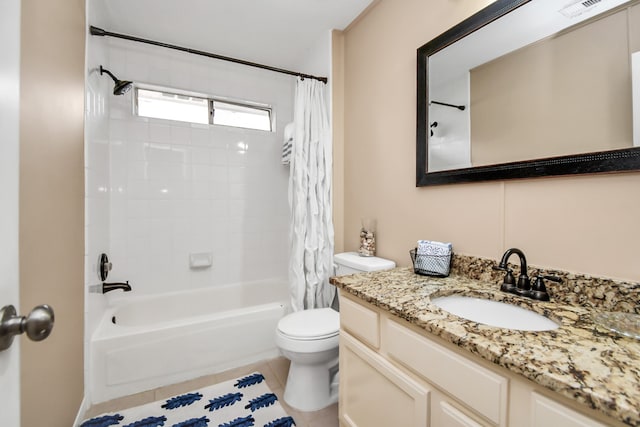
(106, 39, 294, 296)
(84, 0, 111, 404)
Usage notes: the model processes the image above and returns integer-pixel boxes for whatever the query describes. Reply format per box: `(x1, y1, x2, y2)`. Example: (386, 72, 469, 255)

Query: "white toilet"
(276, 252, 396, 411)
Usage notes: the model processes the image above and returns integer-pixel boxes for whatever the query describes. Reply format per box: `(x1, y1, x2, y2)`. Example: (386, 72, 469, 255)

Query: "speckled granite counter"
(330, 259, 640, 426)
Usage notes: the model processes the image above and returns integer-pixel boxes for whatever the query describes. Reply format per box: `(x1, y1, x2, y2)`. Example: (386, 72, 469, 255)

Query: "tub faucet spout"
(102, 281, 131, 294)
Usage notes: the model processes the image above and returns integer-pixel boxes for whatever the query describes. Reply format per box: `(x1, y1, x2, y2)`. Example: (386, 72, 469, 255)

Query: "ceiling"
(97, 0, 374, 73)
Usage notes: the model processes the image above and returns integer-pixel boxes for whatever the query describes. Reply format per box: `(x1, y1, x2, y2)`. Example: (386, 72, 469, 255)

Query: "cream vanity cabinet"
(338, 291, 618, 427)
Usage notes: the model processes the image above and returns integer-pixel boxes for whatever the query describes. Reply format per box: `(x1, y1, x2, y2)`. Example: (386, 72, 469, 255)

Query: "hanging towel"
(282, 122, 294, 165)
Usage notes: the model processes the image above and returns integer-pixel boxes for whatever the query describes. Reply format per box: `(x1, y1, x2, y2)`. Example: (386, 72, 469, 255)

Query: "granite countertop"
(330, 264, 640, 426)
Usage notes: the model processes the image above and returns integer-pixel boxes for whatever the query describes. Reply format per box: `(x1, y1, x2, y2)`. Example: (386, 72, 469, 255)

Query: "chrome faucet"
(494, 248, 530, 296)
(102, 281, 131, 294)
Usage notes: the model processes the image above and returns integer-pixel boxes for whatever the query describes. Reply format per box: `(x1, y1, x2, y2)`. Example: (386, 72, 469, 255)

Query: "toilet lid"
(277, 308, 340, 340)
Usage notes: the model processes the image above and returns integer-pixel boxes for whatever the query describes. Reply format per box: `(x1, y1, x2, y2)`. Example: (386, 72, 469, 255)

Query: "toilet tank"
(334, 252, 396, 276)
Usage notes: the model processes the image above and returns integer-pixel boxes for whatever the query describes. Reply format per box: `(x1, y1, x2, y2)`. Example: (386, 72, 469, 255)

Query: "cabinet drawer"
(531, 392, 607, 427)
(340, 295, 380, 348)
(386, 318, 507, 425)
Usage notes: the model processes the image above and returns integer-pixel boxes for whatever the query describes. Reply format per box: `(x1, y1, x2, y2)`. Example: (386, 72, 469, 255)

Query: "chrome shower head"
(99, 65, 133, 96)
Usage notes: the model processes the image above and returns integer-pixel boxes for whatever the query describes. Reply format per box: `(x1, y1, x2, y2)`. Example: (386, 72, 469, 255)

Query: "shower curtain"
(288, 77, 335, 312)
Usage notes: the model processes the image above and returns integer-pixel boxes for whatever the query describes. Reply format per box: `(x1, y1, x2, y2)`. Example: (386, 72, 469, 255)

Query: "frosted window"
(137, 89, 209, 124)
(135, 88, 272, 131)
(213, 101, 271, 131)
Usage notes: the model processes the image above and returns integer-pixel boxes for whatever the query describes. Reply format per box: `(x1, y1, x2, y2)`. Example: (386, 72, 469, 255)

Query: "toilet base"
(283, 356, 339, 412)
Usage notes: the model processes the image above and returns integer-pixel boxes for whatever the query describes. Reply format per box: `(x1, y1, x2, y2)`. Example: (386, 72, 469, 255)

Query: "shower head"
(99, 65, 133, 95)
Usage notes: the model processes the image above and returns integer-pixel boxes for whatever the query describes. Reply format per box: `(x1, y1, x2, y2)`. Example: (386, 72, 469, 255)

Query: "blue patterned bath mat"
(80, 372, 296, 427)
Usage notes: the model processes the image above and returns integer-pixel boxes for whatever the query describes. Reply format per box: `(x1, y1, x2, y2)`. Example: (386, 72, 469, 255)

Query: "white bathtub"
(90, 279, 289, 403)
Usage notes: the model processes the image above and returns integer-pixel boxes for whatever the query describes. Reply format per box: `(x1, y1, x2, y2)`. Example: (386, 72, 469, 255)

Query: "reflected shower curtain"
(288, 77, 335, 312)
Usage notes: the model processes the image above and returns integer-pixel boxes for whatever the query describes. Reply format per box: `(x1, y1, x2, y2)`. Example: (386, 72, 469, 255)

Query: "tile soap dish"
(593, 312, 640, 340)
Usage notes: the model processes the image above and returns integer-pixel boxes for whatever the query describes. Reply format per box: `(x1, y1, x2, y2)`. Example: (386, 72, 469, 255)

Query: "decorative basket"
(410, 248, 452, 277)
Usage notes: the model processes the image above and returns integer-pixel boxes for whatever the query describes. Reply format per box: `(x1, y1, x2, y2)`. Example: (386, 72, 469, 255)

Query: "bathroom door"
(0, 0, 22, 425)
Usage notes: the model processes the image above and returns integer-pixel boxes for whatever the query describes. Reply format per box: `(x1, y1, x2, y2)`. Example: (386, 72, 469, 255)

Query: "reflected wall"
(470, 8, 634, 166)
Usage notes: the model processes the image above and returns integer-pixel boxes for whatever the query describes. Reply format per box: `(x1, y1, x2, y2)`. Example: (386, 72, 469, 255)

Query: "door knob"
(0, 304, 54, 351)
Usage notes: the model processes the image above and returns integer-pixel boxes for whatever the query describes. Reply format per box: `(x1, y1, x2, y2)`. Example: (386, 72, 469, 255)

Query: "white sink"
(431, 295, 560, 331)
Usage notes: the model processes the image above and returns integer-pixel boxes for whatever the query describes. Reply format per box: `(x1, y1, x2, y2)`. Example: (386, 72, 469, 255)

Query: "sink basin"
(431, 295, 560, 331)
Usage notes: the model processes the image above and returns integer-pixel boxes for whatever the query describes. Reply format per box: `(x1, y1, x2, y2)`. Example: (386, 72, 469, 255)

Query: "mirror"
(417, 0, 640, 186)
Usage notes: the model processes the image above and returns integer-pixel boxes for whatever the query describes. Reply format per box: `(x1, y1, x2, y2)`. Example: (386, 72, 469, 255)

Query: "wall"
(20, 0, 85, 425)
(340, 0, 640, 282)
(332, 30, 346, 254)
(297, 30, 332, 79)
(104, 39, 293, 296)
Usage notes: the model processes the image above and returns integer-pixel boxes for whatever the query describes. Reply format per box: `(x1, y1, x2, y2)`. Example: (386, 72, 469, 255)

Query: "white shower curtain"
(288, 77, 335, 312)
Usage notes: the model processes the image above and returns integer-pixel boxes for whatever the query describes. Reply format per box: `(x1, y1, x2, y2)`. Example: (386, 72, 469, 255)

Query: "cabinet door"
(531, 392, 607, 427)
(340, 332, 430, 427)
(386, 318, 507, 425)
(433, 398, 488, 427)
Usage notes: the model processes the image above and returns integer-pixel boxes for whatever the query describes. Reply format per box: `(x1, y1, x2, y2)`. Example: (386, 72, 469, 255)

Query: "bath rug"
(79, 372, 296, 427)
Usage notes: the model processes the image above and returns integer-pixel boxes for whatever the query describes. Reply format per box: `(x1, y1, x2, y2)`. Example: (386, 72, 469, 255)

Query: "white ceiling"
(97, 0, 374, 73)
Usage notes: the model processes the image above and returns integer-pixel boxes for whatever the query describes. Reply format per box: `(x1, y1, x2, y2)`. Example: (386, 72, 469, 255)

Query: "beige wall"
(20, 0, 85, 425)
(333, 30, 346, 254)
(339, 0, 640, 282)
(471, 8, 632, 166)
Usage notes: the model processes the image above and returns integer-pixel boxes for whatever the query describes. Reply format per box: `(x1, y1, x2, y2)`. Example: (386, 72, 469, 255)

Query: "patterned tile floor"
(84, 357, 339, 427)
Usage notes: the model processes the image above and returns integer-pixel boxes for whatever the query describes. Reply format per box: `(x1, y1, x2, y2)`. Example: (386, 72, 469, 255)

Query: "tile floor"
(83, 357, 339, 427)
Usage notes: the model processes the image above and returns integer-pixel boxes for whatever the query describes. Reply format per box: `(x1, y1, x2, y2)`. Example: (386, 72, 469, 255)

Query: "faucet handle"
(530, 275, 552, 301)
(541, 274, 562, 283)
(495, 266, 517, 293)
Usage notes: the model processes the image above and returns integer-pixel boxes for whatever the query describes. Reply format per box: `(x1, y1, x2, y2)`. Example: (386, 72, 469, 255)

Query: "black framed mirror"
(417, 0, 640, 186)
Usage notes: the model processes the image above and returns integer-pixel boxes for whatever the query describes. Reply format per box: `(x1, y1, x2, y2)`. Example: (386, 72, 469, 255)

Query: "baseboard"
(72, 396, 90, 427)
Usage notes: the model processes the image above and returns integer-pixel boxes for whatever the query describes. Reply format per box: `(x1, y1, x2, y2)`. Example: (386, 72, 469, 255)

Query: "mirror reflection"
(426, 0, 638, 173)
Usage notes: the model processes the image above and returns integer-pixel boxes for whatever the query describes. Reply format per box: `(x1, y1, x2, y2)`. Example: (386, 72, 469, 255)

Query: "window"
(135, 87, 272, 131)
(137, 89, 209, 124)
(213, 100, 271, 131)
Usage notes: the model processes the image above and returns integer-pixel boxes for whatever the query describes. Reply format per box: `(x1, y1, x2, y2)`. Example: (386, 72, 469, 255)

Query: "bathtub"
(90, 279, 289, 403)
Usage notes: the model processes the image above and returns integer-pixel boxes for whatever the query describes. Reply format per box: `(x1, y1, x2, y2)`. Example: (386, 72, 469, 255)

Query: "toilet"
(276, 252, 396, 411)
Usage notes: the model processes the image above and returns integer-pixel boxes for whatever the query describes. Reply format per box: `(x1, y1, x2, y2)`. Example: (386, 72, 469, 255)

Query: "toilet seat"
(277, 308, 339, 341)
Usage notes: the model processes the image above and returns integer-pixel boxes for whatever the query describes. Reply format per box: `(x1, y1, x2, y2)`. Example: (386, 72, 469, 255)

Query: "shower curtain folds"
(288, 77, 334, 312)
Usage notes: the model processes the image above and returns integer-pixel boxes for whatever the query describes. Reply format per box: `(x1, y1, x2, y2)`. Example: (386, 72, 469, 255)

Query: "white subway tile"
(171, 125, 191, 145)
(126, 199, 150, 218)
(109, 119, 128, 141)
(99, 40, 294, 293)
(145, 142, 173, 163)
(127, 120, 149, 142)
(190, 127, 210, 146)
(148, 123, 172, 143)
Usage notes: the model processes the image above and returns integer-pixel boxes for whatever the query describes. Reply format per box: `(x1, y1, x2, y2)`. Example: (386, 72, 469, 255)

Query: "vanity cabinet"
(338, 291, 616, 427)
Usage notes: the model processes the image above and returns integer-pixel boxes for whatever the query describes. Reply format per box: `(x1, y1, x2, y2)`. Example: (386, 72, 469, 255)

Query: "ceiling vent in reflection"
(559, 0, 605, 18)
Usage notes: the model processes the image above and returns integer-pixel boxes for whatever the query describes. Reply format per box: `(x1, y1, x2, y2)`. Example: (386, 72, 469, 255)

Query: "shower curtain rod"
(89, 26, 328, 84)
(430, 101, 465, 111)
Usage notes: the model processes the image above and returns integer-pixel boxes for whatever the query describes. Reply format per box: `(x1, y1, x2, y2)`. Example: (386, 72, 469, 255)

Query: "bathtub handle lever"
(102, 281, 132, 293)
